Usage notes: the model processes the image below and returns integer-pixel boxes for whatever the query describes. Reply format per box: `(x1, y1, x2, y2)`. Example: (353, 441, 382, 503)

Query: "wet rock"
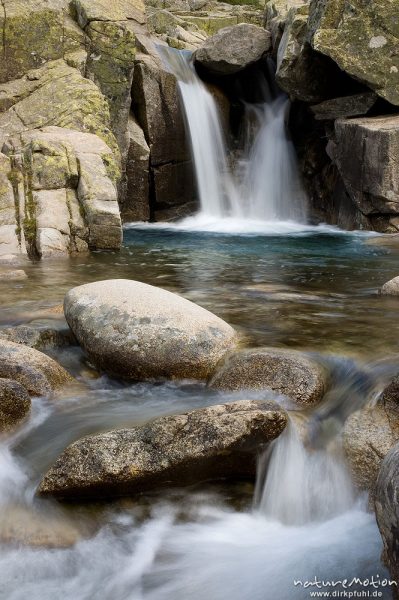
(0, 269, 27, 281)
(38, 399, 287, 499)
(0, 378, 31, 432)
(208, 347, 327, 405)
(64, 279, 237, 380)
(375, 443, 399, 587)
(0, 153, 27, 257)
(380, 276, 399, 296)
(310, 93, 377, 121)
(0, 340, 72, 396)
(344, 374, 399, 492)
(328, 116, 399, 217)
(308, 0, 399, 106)
(0, 325, 75, 350)
(194, 23, 271, 74)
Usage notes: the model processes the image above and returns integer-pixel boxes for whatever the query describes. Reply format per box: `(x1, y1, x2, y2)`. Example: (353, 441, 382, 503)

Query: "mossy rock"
(0, 0, 86, 84)
(308, 0, 399, 106)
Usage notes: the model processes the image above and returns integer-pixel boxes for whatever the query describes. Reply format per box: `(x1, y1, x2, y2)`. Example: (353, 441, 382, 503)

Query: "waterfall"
(158, 46, 307, 224)
(256, 419, 355, 525)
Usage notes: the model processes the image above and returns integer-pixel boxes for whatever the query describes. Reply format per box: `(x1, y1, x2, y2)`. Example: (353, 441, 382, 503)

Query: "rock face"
(375, 443, 399, 588)
(208, 348, 327, 405)
(123, 117, 151, 221)
(0, 325, 75, 350)
(132, 48, 196, 219)
(0, 340, 72, 396)
(327, 115, 399, 232)
(328, 116, 399, 220)
(38, 399, 287, 499)
(64, 279, 238, 380)
(381, 276, 399, 296)
(308, 0, 399, 107)
(0, 0, 86, 84)
(344, 374, 399, 492)
(275, 4, 339, 103)
(1, 126, 122, 257)
(0, 378, 31, 432)
(194, 24, 271, 74)
(310, 93, 377, 121)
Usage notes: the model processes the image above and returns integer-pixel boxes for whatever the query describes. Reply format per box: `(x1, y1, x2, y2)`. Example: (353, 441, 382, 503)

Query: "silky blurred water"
(0, 227, 398, 599)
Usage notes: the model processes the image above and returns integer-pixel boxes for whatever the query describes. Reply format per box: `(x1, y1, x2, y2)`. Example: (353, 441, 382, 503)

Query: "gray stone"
(308, 0, 399, 106)
(0, 339, 72, 396)
(329, 116, 399, 217)
(64, 279, 238, 380)
(194, 23, 271, 74)
(344, 374, 399, 492)
(2, 127, 122, 257)
(275, 4, 338, 102)
(208, 347, 327, 405)
(0, 378, 31, 432)
(380, 276, 399, 296)
(310, 93, 377, 121)
(123, 116, 151, 222)
(0, 325, 75, 350)
(375, 443, 399, 588)
(38, 399, 287, 499)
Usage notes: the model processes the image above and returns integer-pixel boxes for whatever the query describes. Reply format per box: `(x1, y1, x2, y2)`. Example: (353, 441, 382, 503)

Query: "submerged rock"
(0, 378, 31, 432)
(0, 324, 75, 350)
(344, 374, 399, 492)
(0, 505, 81, 548)
(375, 443, 399, 587)
(380, 276, 399, 296)
(38, 399, 287, 499)
(64, 279, 237, 380)
(194, 23, 271, 74)
(0, 340, 72, 396)
(208, 347, 327, 405)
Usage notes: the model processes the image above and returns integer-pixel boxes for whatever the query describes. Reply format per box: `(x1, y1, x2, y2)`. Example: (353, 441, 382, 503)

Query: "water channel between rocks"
(0, 227, 398, 599)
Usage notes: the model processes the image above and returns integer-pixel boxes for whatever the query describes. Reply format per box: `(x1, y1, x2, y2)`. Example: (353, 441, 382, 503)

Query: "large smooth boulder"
(375, 443, 399, 589)
(38, 399, 287, 499)
(194, 23, 271, 74)
(0, 378, 31, 432)
(344, 374, 399, 492)
(308, 0, 399, 107)
(0, 340, 72, 396)
(328, 116, 399, 217)
(208, 348, 327, 405)
(64, 279, 238, 380)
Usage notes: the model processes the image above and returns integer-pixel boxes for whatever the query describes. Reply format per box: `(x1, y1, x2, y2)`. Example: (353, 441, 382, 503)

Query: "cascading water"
(158, 47, 307, 224)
